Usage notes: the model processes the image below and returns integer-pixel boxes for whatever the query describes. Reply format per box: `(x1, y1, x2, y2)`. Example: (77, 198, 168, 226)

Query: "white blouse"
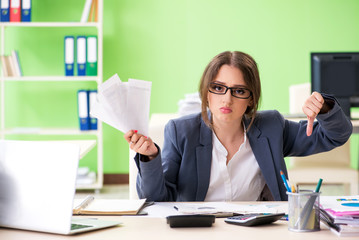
(204, 128, 265, 201)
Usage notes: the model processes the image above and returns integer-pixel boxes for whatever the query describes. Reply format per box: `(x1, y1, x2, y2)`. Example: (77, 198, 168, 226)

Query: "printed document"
(90, 74, 152, 135)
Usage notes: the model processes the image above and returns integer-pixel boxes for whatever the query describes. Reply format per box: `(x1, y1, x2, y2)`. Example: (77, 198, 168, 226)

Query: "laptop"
(0, 140, 121, 235)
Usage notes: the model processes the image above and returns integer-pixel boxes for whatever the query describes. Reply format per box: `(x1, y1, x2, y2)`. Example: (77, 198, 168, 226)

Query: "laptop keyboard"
(71, 223, 93, 230)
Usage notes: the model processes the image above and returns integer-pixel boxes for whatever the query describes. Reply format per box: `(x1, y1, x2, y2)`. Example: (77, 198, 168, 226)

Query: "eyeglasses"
(208, 82, 252, 99)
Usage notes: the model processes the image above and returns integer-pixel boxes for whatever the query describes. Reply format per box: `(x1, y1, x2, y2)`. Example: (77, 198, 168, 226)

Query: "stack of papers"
(320, 196, 359, 236)
(90, 74, 152, 135)
(173, 202, 287, 216)
(177, 92, 201, 117)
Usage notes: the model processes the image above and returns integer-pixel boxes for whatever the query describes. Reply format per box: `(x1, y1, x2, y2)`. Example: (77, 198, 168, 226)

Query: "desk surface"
(0, 202, 357, 240)
(0, 216, 355, 240)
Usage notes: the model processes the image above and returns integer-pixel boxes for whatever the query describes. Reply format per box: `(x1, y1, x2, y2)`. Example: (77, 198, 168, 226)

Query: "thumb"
(306, 116, 314, 136)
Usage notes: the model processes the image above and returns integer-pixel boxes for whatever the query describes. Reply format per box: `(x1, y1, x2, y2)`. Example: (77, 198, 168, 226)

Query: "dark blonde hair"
(199, 51, 261, 130)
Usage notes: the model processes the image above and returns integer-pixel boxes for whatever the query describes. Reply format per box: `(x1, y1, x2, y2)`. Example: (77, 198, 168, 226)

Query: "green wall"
(4, 0, 359, 174)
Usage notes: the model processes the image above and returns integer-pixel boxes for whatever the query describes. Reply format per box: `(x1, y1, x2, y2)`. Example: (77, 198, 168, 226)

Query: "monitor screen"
(311, 52, 359, 118)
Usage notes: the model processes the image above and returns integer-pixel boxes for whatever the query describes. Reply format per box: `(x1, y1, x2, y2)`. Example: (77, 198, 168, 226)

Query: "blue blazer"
(134, 98, 352, 202)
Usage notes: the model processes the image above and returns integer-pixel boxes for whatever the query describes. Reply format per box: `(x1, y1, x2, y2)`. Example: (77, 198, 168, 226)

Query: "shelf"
(2, 127, 99, 136)
(0, 22, 100, 28)
(48, 140, 97, 159)
(1, 76, 99, 82)
(0, 0, 104, 191)
(76, 181, 103, 190)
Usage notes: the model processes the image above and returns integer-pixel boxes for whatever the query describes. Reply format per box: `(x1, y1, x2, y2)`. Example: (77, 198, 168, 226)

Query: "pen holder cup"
(287, 190, 320, 232)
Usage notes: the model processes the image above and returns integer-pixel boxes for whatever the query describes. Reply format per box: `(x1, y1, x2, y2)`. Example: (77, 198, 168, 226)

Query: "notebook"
(0, 140, 121, 235)
(73, 195, 147, 215)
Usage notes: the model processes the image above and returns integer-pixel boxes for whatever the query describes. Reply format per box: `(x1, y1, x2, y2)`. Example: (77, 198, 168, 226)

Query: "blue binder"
(21, 0, 31, 22)
(0, 0, 10, 22)
(64, 36, 74, 76)
(76, 36, 87, 76)
(88, 90, 98, 130)
(77, 90, 90, 131)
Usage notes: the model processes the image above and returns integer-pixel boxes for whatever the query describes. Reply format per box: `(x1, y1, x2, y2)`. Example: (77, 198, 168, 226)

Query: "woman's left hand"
(302, 91, 324, 136)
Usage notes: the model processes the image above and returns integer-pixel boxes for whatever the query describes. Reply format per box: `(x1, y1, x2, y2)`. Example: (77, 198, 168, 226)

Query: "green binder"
(86, 35, 98, 76)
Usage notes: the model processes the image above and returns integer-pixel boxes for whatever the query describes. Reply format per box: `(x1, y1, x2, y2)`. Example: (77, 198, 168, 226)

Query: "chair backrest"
(128, 113, 178, 200)
(148, 113, 178, 149)
(289, 83, 310, 114)
(289, 140, 351, 168)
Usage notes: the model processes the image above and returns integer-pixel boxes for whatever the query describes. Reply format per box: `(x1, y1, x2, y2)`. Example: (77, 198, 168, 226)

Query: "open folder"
(73, 196, 147, 215)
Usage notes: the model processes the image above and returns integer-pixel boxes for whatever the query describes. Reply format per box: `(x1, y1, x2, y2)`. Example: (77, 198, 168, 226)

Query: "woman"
(124, 51, 352, 202)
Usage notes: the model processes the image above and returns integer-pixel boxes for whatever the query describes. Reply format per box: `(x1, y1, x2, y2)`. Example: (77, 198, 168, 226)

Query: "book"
(73, 196, 147, 215)
(11, 50, 22, 77)
(1, 55, 9, 76)
(80, 0, 92, 23)
(6, 55, 16, 76)
(94, 0, 98, 22)
(88, 0, 96, 22)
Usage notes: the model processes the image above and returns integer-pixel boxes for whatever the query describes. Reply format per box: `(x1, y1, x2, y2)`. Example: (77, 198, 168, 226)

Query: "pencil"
(280, 170, 291, 192)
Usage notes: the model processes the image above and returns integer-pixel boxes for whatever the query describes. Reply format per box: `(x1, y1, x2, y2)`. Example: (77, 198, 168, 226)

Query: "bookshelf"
(0, 0, 104, 190)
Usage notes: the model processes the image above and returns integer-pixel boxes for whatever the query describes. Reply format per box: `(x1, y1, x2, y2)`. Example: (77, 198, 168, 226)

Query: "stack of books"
(319, 196, 359, 237)
(0, 50, 22, 77)
(80, 0, 98, 23)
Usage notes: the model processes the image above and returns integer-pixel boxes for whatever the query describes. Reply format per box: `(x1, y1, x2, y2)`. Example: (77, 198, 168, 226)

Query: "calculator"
(225, 213, 285, 226)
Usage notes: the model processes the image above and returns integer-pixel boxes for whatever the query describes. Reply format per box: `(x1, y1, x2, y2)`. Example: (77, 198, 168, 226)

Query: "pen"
(280, 170, 291, 192)
(73, 195, 95, 214)
(280, 214, 288, 221)
(315, 178, 323, 193)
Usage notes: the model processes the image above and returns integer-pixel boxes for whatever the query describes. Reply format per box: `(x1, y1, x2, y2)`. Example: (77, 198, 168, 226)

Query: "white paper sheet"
(90, 74, 152, 135)
(140, 202, 288, 218)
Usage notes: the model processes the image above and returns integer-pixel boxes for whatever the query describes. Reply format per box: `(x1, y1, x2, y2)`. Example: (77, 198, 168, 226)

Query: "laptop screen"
(0, 140, 80, 234)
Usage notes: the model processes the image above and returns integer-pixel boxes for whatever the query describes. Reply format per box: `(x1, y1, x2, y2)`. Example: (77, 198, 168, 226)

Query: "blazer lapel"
(246, 120, 281, 200)
(195, 120, 212, 200)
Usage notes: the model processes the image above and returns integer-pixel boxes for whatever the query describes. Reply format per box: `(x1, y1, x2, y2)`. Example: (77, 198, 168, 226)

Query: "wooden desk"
(0, 202, 357, 240)
(0, 216, 356, 240)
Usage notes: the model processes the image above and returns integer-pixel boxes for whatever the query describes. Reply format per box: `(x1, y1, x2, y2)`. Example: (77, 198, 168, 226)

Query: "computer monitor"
(311, 52, 359, 118)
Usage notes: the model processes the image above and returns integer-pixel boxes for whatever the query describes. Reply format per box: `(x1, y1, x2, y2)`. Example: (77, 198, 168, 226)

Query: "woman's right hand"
(124, 130, 159, 160)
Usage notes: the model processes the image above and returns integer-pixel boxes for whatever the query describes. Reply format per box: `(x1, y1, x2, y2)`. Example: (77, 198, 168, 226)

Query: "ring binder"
(77, 90, 90, 131)
(64, 36, 75, 76)
(86, 36, 97, 76)
(0, 0, 10, 22)
(76, 36, 87, 76)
